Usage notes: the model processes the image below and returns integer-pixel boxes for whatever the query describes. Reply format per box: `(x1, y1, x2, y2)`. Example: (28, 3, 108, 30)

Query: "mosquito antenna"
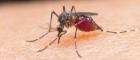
(63, 6, 66, 12)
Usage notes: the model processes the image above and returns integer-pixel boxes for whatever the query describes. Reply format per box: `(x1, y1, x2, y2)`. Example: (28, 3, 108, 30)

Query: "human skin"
(0, 0, 140, 60)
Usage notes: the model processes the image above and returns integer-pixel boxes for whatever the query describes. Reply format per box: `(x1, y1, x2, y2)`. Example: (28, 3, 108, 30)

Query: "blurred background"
(0, 0, 46, 3)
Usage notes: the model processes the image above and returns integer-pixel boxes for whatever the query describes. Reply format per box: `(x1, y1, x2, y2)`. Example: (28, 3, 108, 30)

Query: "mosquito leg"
(106, 31, 117, 34)
(57, 30, 67, 44)
(26, 32, 51, 42)
(57, 36, 61, 45)
(96, 25, 103, 32)
(37, 30, 67, 52)
(89, 15, 118, 34)
(37, 37, 57, 52)
(26, 11, 58, 42)
(89, 17, 103, 32)
(74, 28, 82, 58)
(48, 11, 58, 32)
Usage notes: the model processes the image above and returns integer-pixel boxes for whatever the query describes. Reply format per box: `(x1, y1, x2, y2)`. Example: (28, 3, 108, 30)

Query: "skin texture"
(0, 0, 140, 60)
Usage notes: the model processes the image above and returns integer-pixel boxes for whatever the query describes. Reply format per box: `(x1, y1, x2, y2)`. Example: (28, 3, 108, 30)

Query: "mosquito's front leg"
(26, 11, 58, 42)
(48, 11, 58, 32)
(57, 30, 67, 44)
(37, 37, 57, 52)
(56, 26, 67, 44)
(37, 30, 67, 52)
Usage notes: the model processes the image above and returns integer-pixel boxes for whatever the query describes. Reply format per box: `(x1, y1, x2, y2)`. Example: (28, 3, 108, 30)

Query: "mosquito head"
(59, 12, 74, 28)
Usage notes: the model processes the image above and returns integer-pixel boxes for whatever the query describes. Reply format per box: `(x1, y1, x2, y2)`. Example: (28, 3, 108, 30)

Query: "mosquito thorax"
(58, 12, 74, 28)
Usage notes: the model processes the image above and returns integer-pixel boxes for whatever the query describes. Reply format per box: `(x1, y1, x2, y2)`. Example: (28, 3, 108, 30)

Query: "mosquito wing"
(71, 12, 98, 16)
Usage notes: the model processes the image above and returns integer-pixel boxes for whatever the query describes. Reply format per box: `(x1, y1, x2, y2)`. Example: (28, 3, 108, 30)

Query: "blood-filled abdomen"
(74, 16, 96, 32)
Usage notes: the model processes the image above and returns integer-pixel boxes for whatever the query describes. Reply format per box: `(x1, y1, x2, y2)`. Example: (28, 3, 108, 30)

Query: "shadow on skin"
(58, 31, 102, 48)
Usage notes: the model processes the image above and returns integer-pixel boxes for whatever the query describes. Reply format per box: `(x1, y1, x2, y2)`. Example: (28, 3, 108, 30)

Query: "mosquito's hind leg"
(26, 11, 58, 42)
(96, 24, 103, 32)
(89, 17, 103, 32)
(106, 31, 117, 34)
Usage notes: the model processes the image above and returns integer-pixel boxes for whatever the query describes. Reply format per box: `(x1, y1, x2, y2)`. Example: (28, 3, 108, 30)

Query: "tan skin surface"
(0, 0, 140, 60)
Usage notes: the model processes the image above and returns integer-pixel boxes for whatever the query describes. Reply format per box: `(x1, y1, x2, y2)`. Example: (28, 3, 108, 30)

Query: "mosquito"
(26, 6, 108, 58)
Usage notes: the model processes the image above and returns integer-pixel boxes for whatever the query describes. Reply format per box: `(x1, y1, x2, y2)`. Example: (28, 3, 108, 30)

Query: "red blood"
(75, 16, 96, 32)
